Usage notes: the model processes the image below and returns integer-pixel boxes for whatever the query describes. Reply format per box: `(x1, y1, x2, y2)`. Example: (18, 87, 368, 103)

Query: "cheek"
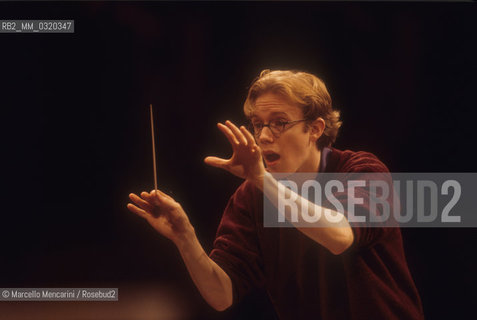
(280, 135, 308, 163)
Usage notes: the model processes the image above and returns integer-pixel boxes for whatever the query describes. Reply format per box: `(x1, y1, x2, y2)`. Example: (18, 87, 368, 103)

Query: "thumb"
(148, 190, 162, 206)
(204, 156, 228, 169)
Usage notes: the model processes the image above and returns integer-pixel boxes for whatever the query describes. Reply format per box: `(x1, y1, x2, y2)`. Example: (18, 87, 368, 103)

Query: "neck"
(293, 147, 321, 187)
(300, 146, 321, 173)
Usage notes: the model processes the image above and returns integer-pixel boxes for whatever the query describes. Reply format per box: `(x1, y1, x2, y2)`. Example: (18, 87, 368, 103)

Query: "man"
(127, 70, 424, 319)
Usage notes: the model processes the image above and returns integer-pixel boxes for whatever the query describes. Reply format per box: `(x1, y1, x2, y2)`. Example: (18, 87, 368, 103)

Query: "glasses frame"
(249, 119, 307, 138)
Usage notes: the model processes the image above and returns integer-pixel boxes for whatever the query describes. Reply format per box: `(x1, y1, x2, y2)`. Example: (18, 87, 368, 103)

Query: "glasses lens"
(270, 120, 285, 136)
(249, 120, 285, 137)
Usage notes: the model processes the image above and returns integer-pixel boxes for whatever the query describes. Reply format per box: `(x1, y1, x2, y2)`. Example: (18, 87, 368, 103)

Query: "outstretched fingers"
(240, 126, 258, 152)
(217, 123, 240, 148)
(225, 120, 247, 145)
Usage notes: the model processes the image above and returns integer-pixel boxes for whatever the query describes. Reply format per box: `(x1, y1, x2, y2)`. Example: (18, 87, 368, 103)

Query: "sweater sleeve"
(327, 150, 397, 251)
(333, 172, 395, 251)
(209, 182, 265, 304)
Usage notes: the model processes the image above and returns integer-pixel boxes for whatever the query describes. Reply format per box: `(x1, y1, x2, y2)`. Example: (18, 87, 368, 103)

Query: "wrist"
(174, 226, 198, 252)
(175, 228, 208, 263)
(250, 174, 265, 191)
(252, 171, 274, 191)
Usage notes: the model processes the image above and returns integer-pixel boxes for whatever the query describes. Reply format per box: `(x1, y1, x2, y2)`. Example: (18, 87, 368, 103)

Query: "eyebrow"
(251, 111, 289, 119)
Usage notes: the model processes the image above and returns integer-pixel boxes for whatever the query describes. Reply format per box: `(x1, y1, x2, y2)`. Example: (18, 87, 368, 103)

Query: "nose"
(258, 126, 274, 144)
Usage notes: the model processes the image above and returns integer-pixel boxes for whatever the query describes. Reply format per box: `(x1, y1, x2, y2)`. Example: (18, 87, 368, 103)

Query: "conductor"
(127, 70, 424, 319)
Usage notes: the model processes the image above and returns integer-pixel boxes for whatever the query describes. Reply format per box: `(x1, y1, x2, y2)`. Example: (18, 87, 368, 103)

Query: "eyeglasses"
(248, 119, 307, 138)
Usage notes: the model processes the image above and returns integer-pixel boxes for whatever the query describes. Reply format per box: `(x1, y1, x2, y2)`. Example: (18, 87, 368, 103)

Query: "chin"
(266, 160, 295, 174)
(268, 166, 293, 175)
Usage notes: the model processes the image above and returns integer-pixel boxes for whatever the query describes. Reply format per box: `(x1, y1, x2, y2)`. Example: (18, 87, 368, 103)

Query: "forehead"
(252, 92, 302, 119)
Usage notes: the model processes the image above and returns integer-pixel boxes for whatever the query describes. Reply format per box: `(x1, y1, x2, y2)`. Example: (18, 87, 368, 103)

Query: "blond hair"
(243, 69, 342, 149)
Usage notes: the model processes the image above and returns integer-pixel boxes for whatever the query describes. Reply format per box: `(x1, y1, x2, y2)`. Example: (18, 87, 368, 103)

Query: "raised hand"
(127, 189, 194, 245)
(204, 120, 266, 185)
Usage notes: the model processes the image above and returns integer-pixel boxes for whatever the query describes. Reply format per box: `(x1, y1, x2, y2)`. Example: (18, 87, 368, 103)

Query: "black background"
(1, 1, 476, 319)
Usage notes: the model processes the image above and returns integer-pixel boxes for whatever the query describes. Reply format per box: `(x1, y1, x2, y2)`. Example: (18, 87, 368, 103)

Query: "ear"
(309, 117, 325, 143)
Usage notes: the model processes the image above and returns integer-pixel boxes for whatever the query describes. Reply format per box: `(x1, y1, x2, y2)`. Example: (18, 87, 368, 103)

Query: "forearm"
(255, 172, 354, 255)
(175, 231, 233, 311)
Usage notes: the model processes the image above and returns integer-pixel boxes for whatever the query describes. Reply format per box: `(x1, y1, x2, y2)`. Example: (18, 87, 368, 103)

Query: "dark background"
(1, 1, 476, 319)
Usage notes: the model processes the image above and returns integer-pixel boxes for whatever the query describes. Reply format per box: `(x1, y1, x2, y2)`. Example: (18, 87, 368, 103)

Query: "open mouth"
(263, 151, 280, 166)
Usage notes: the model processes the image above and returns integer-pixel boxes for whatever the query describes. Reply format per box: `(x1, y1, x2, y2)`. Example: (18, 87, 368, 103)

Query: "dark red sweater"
(210, 148, 424, 319)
